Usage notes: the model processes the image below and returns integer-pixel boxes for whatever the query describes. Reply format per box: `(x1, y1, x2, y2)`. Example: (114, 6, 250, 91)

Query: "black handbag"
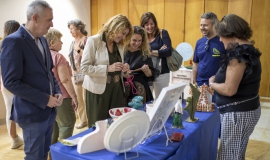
(160, 29, 183, 71)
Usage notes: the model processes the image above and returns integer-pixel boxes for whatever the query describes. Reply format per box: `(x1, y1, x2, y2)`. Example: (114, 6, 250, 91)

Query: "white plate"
(60, 137, 82, 146)
(104, 110, 150, 153)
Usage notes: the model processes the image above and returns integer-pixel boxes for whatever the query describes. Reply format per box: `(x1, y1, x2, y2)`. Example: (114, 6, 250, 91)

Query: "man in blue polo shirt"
(193, 12, 225, 102)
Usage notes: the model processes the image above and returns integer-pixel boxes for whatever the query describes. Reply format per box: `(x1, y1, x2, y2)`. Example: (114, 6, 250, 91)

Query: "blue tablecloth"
(50, 109, 220, 160)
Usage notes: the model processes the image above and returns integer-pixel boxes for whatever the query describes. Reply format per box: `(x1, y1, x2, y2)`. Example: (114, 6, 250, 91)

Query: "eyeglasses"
(205, 39, 209, 51)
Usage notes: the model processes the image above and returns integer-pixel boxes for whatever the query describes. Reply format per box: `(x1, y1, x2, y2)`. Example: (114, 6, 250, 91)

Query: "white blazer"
(80, 34, 125, 94)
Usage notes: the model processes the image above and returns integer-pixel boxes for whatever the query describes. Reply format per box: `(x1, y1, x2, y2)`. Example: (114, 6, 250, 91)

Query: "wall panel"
(205, 0, 228, 20)
(113, 0, 128, 16)
(184, 0, 204, 49)
(128, 0, 148, 25)
(228, 0, 252, 23)
(251, 0, 270, 96)
(90, 0, 98, 35)
(97, 0, 115, 32)
(164, 0, 185, 48)
(184, 0, 204, 65)
(147, 0, 165, 28)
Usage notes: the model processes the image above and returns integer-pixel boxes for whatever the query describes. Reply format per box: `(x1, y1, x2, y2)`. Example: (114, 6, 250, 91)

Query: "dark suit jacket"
(0, 25, 61, 123)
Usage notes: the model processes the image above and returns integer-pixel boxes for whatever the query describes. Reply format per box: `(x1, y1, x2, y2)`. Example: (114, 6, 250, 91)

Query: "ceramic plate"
(104, 110, 150, 153)
(60, 137, 82, 146)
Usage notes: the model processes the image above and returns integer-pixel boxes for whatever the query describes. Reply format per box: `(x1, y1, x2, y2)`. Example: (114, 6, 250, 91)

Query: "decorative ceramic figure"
(184, 83, 200, 123)
(128, 96, 144, 110)
(196, 84, 215, 112)
(77, 120, 108, 154)
(172, 99, 184, 128)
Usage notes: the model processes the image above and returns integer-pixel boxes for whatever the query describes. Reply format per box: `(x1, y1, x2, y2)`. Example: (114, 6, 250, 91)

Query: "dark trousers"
(18, 109, 56, 160)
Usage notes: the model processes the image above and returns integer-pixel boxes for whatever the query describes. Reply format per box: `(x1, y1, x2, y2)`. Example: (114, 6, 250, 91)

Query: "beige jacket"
(80, 34, 125, 94)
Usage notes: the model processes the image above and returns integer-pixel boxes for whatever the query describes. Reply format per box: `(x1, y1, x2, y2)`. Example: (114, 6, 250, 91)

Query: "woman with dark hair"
(80, 14, 132, 127)
(209, 14, 261, 160)
(0, 20, 24, 149)
(67, 19, 88, 129)
(140, 12, 172, 99)
(124, 26, 156, 104)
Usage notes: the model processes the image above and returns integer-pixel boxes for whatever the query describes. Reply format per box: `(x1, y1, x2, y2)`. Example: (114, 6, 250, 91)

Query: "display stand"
(143, 117, 172, 146)
(145, 83, 186, 146)
(117, 137, 139, 160)
(104, 111, 150, 160)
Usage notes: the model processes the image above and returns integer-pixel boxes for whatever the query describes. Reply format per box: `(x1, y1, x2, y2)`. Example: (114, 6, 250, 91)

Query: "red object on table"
(170, 132, 184, 142)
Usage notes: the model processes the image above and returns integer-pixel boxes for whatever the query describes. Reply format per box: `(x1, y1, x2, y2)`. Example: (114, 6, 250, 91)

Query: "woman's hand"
(151, 44, 167, 57)
(209, 76, 216, 89)
(107, 62, 124, 72)
(72, 98, 78, 110)
(159, 44, 167, 50)
(209, 76, 215, 84)
(122, 63, 130, 72)
(142, 64, 152, 77)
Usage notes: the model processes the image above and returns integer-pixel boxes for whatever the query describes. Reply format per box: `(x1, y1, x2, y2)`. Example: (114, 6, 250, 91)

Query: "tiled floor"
(0, 119, 88, 160)
(0, 101, 270, 160)
(249, 101, 270, 142)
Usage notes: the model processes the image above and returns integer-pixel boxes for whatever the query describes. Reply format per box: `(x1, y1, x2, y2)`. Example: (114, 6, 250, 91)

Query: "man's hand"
(47, 94, 63, 108)
(55, 94, 63, 106)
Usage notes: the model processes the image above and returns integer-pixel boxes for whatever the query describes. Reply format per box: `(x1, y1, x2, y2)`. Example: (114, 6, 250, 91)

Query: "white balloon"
(175, 42, 193, 61)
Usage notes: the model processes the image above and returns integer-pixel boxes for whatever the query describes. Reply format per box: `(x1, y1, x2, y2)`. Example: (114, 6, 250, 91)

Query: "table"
(50, 109, 220, 160)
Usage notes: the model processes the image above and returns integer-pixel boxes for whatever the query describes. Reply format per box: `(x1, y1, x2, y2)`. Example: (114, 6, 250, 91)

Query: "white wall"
(0, 0, 91, 119)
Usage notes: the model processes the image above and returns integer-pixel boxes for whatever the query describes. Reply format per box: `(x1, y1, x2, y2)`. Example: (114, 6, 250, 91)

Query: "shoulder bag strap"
(130, 54, 143, 69)
(69, 41, 77, 71)
(79, 37, 87, 50)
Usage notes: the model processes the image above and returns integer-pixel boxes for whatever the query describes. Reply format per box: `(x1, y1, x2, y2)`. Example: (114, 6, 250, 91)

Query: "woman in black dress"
(209, 14, 261, 159)
(124, 26, 156, 104)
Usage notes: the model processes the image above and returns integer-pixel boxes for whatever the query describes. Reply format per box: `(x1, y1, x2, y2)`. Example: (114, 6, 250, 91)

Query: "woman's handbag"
(160, 29, 183, 71)
(166, 48, 183, 71)
(69, 38, 87, 85)
(74, 73, 84, 85)
(124, 79, 146, 105)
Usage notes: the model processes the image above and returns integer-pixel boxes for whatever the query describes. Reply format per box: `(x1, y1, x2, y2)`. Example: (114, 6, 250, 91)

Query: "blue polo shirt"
(193, 36, 225, 86)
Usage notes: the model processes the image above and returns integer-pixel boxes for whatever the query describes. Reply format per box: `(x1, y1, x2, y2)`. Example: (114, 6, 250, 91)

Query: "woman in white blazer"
(80, 14, 133, 127)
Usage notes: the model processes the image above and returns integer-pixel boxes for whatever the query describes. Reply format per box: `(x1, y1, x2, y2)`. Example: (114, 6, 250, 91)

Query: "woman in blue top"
(140, 12, 172, 99)
(209, 14, 261, 160)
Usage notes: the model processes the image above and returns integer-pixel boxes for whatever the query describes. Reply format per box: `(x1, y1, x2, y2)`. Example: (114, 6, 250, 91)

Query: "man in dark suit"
(0, 1, 63, 160)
